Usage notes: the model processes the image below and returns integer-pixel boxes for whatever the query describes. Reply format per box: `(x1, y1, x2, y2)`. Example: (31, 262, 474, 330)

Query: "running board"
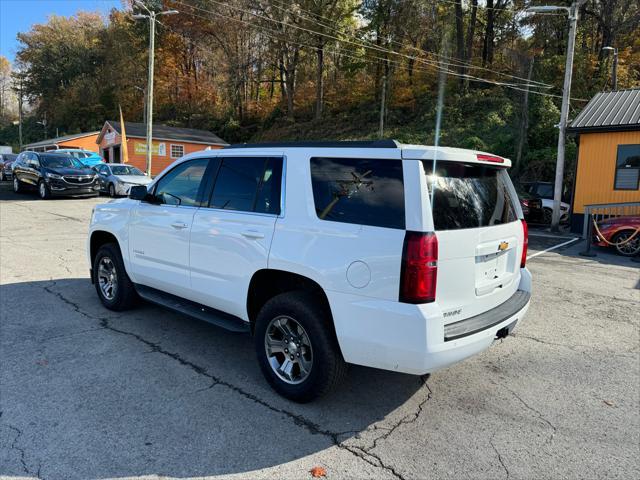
(134, 284, 250, 334)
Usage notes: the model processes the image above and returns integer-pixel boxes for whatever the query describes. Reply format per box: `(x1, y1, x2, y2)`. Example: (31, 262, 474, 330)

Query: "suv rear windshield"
(422, 160, 518, 230)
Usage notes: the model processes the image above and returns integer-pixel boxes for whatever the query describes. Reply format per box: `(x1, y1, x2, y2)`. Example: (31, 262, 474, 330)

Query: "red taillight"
(477, 153, 504, 164)
(400, 232, 438, 304)
(521, 220, 528, 268)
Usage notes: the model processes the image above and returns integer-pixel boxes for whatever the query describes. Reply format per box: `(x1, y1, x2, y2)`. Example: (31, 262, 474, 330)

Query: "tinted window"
(535, 183, 554, 198)
(154, 158, 208, 206)
(310, 157, 405, 229)
(209, 157, 282, 214)
(614, 144, 640, 190)
(422, 161, 518, 230)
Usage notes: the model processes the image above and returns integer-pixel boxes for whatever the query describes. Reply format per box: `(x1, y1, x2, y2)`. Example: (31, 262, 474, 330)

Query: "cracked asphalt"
(1, 183, 639, 480)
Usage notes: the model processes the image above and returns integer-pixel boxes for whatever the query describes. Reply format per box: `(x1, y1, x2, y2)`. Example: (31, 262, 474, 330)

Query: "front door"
(189, 156, 283, 319)
(129, 158, 211, 298)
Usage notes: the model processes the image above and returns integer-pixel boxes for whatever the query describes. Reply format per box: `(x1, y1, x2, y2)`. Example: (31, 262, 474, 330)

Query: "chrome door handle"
(171, 222, 188, 230)
(241, 230, 265, 239)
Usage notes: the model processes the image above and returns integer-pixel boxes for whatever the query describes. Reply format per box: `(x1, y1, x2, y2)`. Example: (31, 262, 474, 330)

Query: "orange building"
(25, 131, 100, 152)
(568, 89, 640, 233)
(96, 121, 228, 176)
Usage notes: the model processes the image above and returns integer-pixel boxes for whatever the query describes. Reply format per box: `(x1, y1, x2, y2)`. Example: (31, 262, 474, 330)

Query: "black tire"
(38, 180, 51, 199)
(254, 291, 347, 402)
(543, 208, 553, 225)
(613, 230, 640, 257)
(0, 171, 4, 181)
(92, 243, 137, 311)
(108, 183, 116, 197)
(13, 176, 23, 193)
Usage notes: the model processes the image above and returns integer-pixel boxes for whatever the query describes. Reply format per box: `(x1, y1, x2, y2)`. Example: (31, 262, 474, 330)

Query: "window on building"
(209, 157, 282, 214)
(170, 144, 185, 159)
(614, 145, 640, 190)
(310, 157, 405, 229)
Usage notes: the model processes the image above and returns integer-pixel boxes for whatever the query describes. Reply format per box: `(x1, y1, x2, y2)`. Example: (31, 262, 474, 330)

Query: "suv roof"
(224, 140, 512, 167)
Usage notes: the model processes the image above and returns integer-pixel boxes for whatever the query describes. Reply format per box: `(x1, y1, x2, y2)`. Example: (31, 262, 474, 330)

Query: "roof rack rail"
(225, 139, 400, 149)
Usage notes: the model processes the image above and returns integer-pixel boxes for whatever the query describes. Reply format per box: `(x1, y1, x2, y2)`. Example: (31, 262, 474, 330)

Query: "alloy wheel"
(13, 177, 18, 192)
(264, 315, 313, 385)
(39, 182, 47, 198)
(109, 184, 115, 197)
(97, 256, 118, 300)
(615, 232, 640, 256)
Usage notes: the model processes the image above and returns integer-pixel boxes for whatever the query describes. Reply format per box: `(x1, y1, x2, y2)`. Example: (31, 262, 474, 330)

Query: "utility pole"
(378, 72, 386, 139)
(17, 75, 23, 151)
(527, 0, 586, 231)
(602, 46, 618, 90)
(133, 0, 178, 176)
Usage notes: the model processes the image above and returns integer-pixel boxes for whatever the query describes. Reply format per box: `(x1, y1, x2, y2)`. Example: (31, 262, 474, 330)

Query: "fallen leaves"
(310, 466, 327, 478)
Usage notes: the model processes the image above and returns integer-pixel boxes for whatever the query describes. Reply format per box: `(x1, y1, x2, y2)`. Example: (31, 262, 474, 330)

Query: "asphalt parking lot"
(1, 183, 639, 480)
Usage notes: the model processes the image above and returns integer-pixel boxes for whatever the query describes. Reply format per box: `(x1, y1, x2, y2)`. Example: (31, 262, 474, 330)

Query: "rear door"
(188, 155, 283, 319)
(129, 158, 211, 298)
(420, 160, 525, 320)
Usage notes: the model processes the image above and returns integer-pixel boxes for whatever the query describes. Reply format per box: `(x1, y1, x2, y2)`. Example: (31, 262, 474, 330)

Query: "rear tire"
(613, 230, 640, 257)
(254, 291, 347, 402)
(93, 243, 137, 311)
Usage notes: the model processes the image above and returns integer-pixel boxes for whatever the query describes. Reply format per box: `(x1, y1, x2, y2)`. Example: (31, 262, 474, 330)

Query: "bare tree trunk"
(516, 58, 534, 171)
(463, 0, 478, 90)
(315, 40, 324, 120)
(454, 0, 465, 80)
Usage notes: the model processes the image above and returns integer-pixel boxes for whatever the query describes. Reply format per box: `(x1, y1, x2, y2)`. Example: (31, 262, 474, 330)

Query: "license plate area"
(475, 238, 517, 296)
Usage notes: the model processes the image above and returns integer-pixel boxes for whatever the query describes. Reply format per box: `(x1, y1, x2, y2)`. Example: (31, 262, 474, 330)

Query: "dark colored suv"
(0, 153, 18, 181)
(12, 152, 100, 199)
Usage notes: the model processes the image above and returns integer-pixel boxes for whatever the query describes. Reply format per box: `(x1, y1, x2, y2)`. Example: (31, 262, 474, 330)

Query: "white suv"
(88, 140, 531, 402)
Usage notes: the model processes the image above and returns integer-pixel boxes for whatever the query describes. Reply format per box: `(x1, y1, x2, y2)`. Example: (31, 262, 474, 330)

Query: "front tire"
(93, 243, 137, 311)
(38, 180, 51, 199)
(613, 230, 640, 257)
(543, 208, 553, 225)
(254, 291, 347, 402)
(108, 183, 116, 197)
(13, 176, 22, 193)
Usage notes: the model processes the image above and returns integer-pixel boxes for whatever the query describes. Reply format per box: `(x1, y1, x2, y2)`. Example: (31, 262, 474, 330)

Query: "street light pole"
(527, 0, 586, 232)
(133, 1, 178, 176)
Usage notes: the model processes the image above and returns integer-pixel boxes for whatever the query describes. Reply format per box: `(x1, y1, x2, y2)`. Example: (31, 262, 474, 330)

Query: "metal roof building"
(568, 88, 640, 234)
(24, 131, 101, 152)
(568, 88, 640, 134)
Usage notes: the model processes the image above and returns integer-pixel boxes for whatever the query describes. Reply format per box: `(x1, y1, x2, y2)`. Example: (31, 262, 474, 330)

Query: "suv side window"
(310, 157, 405, 229)
(152, 158, 209, 206)
(209, 157, 282, 214)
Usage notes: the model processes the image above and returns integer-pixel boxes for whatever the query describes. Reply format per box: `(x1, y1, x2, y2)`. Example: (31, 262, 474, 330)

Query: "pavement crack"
(497, 381, 557, 446)
(42, 284, 407, 479)
(6, 422, 38, 478)
(489, 432, 510, 479)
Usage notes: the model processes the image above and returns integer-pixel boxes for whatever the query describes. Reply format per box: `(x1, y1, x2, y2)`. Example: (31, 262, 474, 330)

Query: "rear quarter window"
(422, 160, 518, 230)
(310, 157, 405, 229)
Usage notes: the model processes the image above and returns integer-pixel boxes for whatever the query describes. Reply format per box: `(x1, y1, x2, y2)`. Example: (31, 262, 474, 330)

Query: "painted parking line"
(527, 237, 581, 260)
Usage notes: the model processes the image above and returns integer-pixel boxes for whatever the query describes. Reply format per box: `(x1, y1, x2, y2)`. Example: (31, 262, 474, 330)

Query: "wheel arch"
(90, 230, 124, 272)
(246, 269, 335, 336)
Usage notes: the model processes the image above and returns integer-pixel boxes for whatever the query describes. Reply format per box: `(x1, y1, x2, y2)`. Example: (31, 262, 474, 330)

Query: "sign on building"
(134, 141, 167, 156)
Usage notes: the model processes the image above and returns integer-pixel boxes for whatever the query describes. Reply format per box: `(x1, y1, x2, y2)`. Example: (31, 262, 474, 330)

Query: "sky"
(1, 0, 121, 64)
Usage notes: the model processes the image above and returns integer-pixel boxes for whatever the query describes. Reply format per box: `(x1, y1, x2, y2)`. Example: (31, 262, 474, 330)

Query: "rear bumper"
(328, 268, 532, 375)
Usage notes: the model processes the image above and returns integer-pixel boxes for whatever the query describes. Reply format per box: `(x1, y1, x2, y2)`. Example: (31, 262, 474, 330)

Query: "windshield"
(41, 156, 85, 169)
(423, 161, 518, 230)
(536, 183, 554, 199)
(66, 151, 90, 159)
(111, 165, 144, 176)
(3, 154, 17, 162)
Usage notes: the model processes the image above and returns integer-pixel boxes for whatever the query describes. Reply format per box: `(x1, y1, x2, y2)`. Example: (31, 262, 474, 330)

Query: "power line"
(171, 1, 588, 101)
(266, 0, 555, 88)
(189, 0, 556, 91)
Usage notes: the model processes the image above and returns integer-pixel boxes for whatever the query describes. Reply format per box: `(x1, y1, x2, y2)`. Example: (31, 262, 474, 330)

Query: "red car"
(594, 216, 640, 257)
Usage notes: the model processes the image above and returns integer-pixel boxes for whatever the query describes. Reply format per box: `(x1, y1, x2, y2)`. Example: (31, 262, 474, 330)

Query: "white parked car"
(93, 164, 152, 197)
(87, 140, 531, 402)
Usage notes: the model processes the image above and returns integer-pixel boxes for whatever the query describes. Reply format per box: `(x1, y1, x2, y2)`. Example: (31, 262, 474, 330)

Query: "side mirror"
(129, 185, 149, 201)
